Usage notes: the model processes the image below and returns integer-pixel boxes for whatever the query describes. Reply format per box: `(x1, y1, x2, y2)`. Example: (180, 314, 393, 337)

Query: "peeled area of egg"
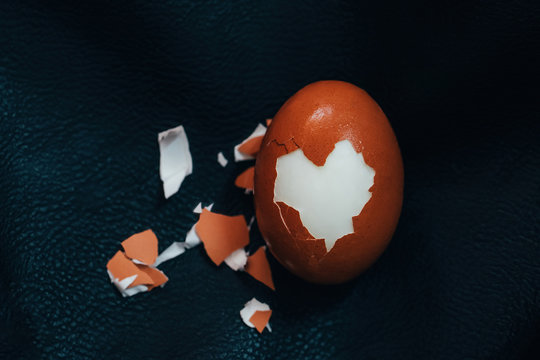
(274, 140, 375, 252)
(254, 81, 404, 284)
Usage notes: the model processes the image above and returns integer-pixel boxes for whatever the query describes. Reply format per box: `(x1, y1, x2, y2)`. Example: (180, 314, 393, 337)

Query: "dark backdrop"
(1, 1, 539, 359)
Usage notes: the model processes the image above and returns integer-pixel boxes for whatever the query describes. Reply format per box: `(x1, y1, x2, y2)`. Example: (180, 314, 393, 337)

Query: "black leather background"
(1, 1, 539, 359)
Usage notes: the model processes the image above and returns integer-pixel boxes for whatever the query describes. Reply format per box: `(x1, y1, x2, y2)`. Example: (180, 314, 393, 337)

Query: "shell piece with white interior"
(240, 298, 272, 333)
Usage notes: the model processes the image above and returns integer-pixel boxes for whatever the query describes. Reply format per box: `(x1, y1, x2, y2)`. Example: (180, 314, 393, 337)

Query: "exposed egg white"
(273, 139, 375, 251)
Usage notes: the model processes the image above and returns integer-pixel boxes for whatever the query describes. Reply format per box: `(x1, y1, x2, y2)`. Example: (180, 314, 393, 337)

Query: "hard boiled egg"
(254, 81, 403, 284)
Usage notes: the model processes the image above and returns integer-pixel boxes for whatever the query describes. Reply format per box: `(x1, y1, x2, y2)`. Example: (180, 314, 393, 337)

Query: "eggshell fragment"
(195, 209, 250, 266)
(152, 241, 190, 268)
(136, 265, 168, 290)
(234, 123, 267, 161)
(107, 230, 178, 297)
(245, 247, 275, 290)
(234, 166, 255, 192)
(107, 251, 154, 288)
(152, 223, 203, 268)
(250, 311, 272, 334)
(121, 229, 158, 266)
(224, 248, 248, 271)
(185, 223, 202, 247)
(158, 125, 192, 198)
(193, 203, 203, 213)
(238, 136, 263, 157)
(217, 152, 228, 167)
(107, 250, 169, 297)
(240, 298, 272, 333)
(193, 202, 213, 214)
(254, 80, 404, 284)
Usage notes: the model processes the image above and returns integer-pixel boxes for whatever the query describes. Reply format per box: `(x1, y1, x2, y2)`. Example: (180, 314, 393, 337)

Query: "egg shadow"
(268, 251, 358, 313)
(235, 189, 360, 315)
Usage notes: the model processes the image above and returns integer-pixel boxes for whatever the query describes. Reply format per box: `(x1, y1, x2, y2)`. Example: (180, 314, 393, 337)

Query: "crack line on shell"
(276, 202, 292, 236)
(269, 138, 301, 153)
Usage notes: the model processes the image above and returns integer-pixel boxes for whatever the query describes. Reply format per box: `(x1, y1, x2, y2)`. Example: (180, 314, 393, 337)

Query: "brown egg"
(254, 80, 403, 284)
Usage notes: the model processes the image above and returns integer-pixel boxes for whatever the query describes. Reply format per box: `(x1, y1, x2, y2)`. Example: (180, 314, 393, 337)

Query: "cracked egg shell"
(254, 80, 403, 284)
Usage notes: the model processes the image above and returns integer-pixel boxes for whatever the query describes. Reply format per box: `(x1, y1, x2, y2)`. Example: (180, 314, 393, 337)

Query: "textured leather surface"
(1, 1, 539, 359)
